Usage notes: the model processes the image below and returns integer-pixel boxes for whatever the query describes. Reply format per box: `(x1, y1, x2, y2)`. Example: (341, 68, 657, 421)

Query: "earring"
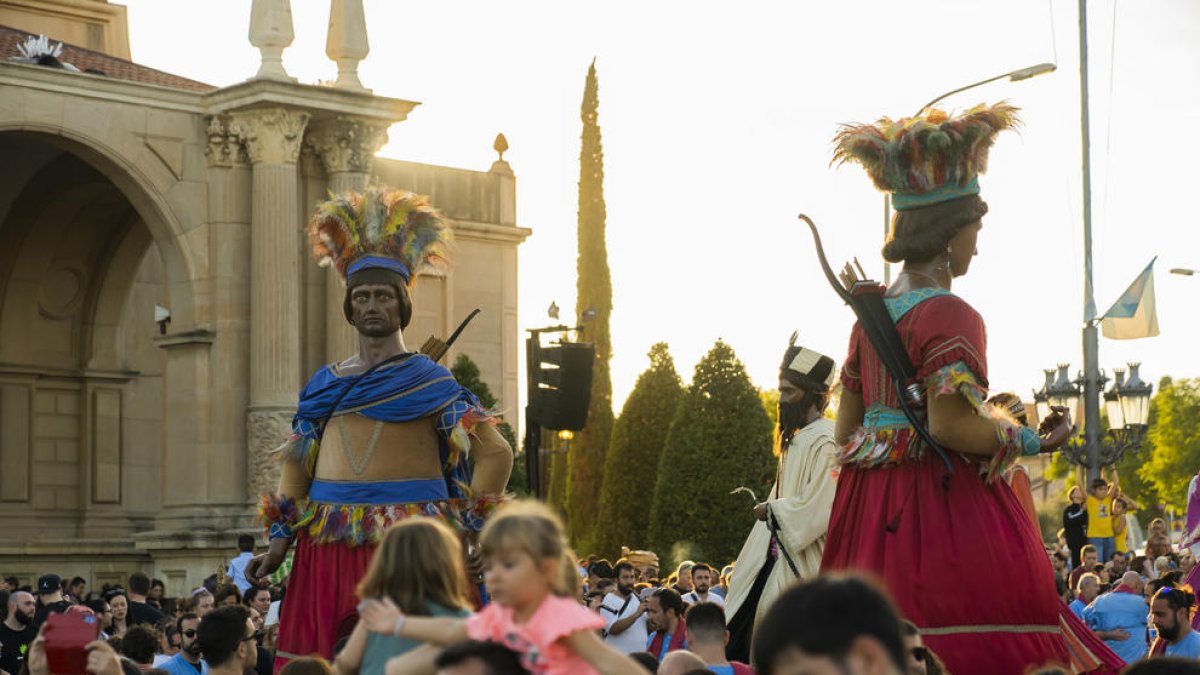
(938, 246, 952, 271)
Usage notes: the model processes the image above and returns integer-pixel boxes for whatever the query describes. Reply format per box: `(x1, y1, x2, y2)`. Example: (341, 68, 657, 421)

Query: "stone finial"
(326, 0, 370, 91)
(490, 132, 513, 176)
(249, 0, 296, 81)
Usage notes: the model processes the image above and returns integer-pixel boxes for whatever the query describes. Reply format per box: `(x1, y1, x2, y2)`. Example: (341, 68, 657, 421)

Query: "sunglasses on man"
(911, 646, 929, 662)
(242, 629, 265, 643)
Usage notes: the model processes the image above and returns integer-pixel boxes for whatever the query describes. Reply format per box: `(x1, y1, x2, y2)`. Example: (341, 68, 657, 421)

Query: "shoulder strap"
(800, 215, 955, 488)
(318, 352, 417, 435)
(600, 594, 635, 638)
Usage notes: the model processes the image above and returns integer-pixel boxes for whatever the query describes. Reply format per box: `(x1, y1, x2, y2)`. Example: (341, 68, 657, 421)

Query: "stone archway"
(0, 129, 191, 543)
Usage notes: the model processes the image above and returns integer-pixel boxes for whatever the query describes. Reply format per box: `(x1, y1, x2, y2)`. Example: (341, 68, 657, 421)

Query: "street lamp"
(882, 62, 1058, 284)
(1034, 360, 1153, 467)
(916, 63, 1057, 116)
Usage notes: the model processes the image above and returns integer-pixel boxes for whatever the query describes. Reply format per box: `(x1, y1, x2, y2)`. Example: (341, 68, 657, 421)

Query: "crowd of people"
(0, 537, 281, 675)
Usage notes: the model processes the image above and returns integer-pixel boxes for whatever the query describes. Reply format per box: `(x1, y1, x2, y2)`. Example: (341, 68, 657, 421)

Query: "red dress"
(821, 290, 1120, 674)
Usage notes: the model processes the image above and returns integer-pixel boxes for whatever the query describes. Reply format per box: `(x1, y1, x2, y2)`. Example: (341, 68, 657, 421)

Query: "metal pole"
(525, 334, 543, 498)
(1078, 0, 1102, 484)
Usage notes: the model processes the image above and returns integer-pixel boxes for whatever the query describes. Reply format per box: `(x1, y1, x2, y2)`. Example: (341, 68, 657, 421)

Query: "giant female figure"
(820, 104, 1121, 674)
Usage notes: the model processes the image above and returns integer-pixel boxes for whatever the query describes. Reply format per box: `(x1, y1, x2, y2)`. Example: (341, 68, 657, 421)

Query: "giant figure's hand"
(246, 538, 290, 585)
(1038, 406, 1074, 452)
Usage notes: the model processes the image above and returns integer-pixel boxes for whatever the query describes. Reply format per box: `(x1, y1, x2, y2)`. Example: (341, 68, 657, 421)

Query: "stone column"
(306, 116, 389, 363)
(230, 108, 310, 496)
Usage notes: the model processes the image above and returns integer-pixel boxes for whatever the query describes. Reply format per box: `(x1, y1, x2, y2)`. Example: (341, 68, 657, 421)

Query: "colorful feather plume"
(308, 187, 451, 284)
(832, 102, 1021, 196)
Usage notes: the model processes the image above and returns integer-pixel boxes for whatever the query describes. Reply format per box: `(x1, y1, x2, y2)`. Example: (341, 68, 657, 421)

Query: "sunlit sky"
(123, 0, 1199, 414)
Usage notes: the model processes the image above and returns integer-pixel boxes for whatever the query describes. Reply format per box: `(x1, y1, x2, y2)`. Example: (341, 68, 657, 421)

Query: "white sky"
(123, 0, 1200, 413)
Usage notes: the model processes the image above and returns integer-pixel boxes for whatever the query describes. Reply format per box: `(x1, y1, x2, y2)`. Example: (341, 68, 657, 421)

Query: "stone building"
(0, 0, 529, 593)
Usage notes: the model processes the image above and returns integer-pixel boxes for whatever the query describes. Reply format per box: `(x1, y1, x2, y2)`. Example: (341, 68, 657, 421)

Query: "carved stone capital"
(306, 117, 389, 175)
(204, 115, 248, 167)
(230, 108, 310, 165)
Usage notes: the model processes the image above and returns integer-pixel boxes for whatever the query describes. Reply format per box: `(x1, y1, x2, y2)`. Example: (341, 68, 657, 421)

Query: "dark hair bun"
(882, 195, 988, 264)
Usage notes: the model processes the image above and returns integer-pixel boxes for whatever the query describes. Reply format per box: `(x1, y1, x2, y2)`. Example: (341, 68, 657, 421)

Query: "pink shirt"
(466, 595, 604, 675)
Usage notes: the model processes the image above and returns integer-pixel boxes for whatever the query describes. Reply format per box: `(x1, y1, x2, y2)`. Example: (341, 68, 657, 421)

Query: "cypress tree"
(593, 343, 683, 558)
(649, 340, 775, 564)
(566, 59, 614, 548)
(449, 353, 524, 495)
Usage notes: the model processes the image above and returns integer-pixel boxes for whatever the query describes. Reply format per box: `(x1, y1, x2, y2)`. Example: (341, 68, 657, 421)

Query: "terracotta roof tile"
(0, 24, 214, 92)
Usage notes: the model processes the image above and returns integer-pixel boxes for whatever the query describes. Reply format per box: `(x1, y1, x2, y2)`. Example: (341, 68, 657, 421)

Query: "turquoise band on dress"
(309, 477, 448, 504)
(891, 177, 980, 211)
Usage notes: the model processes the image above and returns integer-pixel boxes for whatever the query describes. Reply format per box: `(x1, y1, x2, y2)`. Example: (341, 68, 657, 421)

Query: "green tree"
(592, 343, 684, 558)
(566, 59, 615, 548)
(649, 341, 775, 564)
(450, 353, 525, 495)
(1139, 378, 1200, 511)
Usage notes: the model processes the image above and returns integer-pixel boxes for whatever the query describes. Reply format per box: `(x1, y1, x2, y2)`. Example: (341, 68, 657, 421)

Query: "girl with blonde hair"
(358, 500, 643, 675)
(333, 518, 472, 675)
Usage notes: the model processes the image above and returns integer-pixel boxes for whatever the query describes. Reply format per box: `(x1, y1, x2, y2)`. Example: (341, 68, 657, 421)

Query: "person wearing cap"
(31, 575, 70, 630)
(725, 335, 841, 663)
(817, 104, 1113, 674)
(244, 188, 513, 669)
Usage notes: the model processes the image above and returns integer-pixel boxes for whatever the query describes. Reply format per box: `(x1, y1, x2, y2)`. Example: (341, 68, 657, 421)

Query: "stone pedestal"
(249, 0, 296, 82)
(326, 0, 370, 92)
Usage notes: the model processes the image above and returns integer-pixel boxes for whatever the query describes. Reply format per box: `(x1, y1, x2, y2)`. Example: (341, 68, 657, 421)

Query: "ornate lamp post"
(1034, 362, 1153, 468)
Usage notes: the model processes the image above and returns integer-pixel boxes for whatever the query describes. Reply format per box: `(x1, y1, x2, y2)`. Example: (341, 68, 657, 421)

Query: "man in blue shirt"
(227, 535, 256, 595)
(1149, 586, 1200, 658)
(160, 613, 208, 675)
(1083, 572, 1148, 665)
(1069, 573, 1100, 619)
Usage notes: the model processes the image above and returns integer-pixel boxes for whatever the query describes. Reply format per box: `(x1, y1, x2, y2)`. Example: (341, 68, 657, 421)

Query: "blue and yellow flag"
(1100, 258, 1159, 340)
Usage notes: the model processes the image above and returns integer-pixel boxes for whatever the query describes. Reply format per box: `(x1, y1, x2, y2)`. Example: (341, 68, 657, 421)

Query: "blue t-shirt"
(160, 654, 207, 675)
(1166, 630, 1200, 658)
(1069, 598, 1087, 619)
(646, 633, 687, 662)
(708, 666, 734, 675)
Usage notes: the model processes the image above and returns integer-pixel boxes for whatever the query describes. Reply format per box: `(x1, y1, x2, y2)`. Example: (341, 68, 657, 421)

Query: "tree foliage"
(1139, 378, 1200, 511)
(592, 343, 684, 558)
(566, 60, 615, 548)
(450, 353, 525, 495)
(648, 340, 775, 565)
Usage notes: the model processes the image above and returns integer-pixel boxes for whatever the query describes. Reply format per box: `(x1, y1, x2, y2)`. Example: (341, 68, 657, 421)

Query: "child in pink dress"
(359, 501, 645, 675)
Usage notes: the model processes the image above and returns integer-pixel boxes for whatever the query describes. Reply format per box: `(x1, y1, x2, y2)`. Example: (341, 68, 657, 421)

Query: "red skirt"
(273, 533, 376, 672)
(821, 455, 1120, 674)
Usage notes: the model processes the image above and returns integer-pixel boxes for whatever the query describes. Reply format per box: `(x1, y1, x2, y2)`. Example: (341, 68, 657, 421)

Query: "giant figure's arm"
(468, 422, 513, 495)
(834, 389, 864, 446)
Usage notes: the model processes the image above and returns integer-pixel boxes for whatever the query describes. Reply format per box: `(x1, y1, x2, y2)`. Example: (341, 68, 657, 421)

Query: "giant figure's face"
(350, 283, 403, 338)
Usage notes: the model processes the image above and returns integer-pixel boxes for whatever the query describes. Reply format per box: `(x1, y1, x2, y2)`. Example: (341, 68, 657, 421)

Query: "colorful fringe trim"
(259, 493, 302, 540)
(928, 361, 1036, 483)
(841, 426, 921, 468)
(258, 493, 511, 547)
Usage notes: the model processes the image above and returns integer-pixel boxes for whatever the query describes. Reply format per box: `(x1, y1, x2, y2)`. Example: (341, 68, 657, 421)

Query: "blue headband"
(346, 256, 411, 283)
(891, 177, 980, 212)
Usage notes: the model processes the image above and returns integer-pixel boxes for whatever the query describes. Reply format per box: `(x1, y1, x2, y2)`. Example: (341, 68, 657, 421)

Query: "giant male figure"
(246, 188, 513, 669)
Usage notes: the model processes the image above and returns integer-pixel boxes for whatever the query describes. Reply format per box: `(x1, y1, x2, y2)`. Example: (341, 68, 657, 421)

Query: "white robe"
(724, 417, 840, 626)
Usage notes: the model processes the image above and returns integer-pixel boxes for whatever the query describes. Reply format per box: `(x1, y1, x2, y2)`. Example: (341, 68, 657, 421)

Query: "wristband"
(393, 615, 406, 638)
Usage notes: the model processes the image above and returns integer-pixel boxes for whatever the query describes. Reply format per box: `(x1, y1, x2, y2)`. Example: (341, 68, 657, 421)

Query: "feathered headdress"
(832, 102, 1021, 210)
(308, 187, 451, 285)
